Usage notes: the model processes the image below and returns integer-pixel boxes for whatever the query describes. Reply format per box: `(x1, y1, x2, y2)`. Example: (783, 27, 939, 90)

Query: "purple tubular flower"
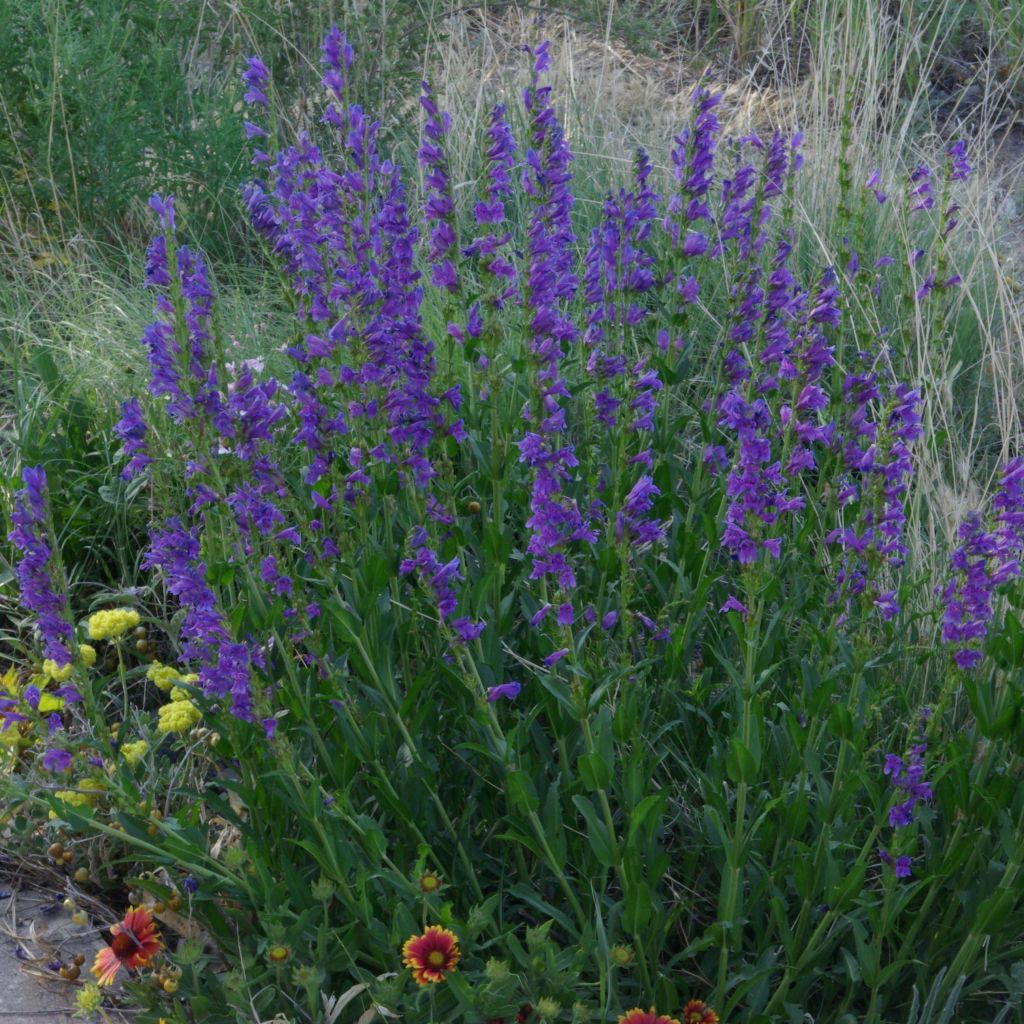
(473, 104, 517, 227)
(487, 681, 521, 702)
(582, 150, 665, 573)
(8, 467, 74, 667)
(719, 595, 749, 615)
(865, 169, 887, 205)
(616, 475, 664, 548)
(114, 397, 151, 480)
(41, 748, 72, 773)
(452, 617, 485, 643)
(543, 648, 570, 668)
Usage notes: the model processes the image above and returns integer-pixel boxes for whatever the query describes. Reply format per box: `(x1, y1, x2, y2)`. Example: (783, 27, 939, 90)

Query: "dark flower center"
(110, 931, 138, 959)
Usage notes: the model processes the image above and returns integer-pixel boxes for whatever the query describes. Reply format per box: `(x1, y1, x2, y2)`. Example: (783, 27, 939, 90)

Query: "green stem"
(715, 577, 762, 1008)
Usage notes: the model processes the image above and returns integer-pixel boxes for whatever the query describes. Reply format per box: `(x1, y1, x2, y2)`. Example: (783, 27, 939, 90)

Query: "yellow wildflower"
(78, 645, 97, 667)
(169, 685, 193, 702)
(0, 723, 24, 748)
(75, 982, 104, 1014)
(54, 789, 96, 809)
(120, 740, 149, 767)
(87, 609, 141, 641)
(157, 700, 201, 734)
(43, 659, 73, 682)
(146, 662, 181, 691)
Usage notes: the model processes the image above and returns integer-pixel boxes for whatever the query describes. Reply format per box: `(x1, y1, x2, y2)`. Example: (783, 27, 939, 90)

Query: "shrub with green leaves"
(4, 27, 1024, 1024)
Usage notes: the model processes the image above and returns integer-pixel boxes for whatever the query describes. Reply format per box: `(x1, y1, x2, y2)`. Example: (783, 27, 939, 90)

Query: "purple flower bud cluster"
(8, 467, 74, 668)
(940, 458, 1024, 669)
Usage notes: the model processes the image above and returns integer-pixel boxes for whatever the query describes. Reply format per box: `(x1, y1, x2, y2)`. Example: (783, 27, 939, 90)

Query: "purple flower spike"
(908, 164, 934, 213)
(8, 466, 74, 667)
(940, 457, 1024, 668)
(947, 139, 971, 182)
(114, 397, 151, 480)
(419, 81, 459, 293)
(242, 56, 270, 107)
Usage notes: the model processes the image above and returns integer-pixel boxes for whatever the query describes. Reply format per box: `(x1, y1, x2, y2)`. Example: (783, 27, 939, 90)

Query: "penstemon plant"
(4, 27, 1024, 1024)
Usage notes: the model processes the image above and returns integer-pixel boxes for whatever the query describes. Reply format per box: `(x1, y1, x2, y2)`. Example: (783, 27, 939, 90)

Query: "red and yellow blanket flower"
(682, 1001, 719, 1024)
(618, 1010, 681, 1024)
(402, 924, 461, 985)
(91, 905, 163, 986)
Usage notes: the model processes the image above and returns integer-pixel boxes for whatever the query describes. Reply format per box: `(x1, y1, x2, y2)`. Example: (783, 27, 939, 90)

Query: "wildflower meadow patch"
(3, 26, 1024, 1024)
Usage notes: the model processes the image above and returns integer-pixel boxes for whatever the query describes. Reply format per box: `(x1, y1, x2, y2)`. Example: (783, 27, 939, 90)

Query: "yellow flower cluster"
(146, 662, 181, 691)
(78, 644, 97, 667)
(42, 659, 73, 682)
(157, 700, 201, 734)
(120, 740, 149, 767)
(54, 779, 104, 808)
(87, 608, 141, 641)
